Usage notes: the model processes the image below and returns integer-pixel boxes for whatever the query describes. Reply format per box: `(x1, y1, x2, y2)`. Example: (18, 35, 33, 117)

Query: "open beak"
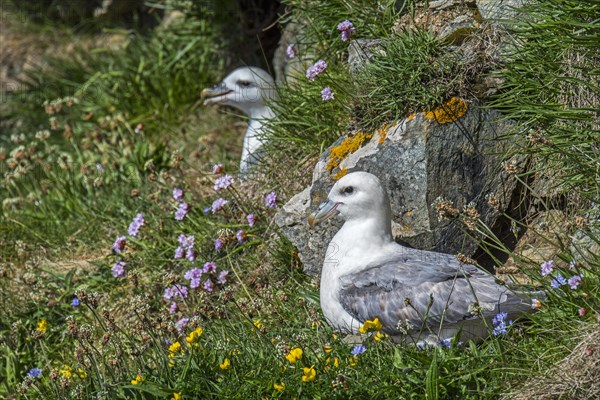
(308, 199, 340, 227)
(201, 84, 233, 106)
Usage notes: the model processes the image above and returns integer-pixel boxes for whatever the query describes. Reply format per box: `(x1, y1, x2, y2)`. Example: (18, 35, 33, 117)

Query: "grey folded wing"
(338, 251, 525, 335)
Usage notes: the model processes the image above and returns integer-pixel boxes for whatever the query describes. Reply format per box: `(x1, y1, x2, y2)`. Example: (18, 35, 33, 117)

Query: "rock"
(348, 39, 383, 74)
(439, 15, 480, 44)
(276, 101, 521, 276)
(476, 0, 525, 20)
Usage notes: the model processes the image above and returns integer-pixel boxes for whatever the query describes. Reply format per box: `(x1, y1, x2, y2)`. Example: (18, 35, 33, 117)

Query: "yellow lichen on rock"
(424, 97, 468, 124)
(327, 132, 373, 172)
(333, 168, 348, 181)
(376, 123, 392, 144)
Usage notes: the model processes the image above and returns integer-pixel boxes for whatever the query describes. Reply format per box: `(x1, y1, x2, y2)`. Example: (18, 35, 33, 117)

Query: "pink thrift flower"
(212, 164, 223, 174)
(321, 87, 334, 101)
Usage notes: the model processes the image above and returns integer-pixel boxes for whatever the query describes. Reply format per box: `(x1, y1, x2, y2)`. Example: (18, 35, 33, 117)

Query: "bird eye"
(237, 80, 252, 87)
(343, 186, 354, 195)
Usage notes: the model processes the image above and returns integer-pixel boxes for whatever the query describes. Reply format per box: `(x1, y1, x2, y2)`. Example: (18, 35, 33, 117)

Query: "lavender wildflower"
(172, 188, 184, 201)
(203, 262, 217, 274)
(203, 279, 214, 292)
(286, 44, 296, 58)
(551, 274, 567, 289)
(236, 229, 245, 243)
(164, 284, 189, 300)
(337, 20, 355, 41)
(175, 202, 190, 221)
(540, 260, 554, 276)
(567, 275, 582, 289)
(27, 368, 43, 379)
(71, 297, 80, 307)
(176, 317, 189, 334)
(186, 248, 196, 262)
(184, 268, 203, 289)
(203, 207, 211, 215)
(351, 345, 366, 356)
(321, 87, 334, 101)
(492, 312, 512, 336)
(306, 60, 328, 81)
(178, 234, 195, 249)
(264, 191, 277, 208)
(169, 302, 178, 315)
(217, 270, 229, 285)
(212, 163, 223, 174)
(211, 198, 228, 213)
(127, 213, 144, 237)
(174, 246, 185, 259)
(214, 175, 234, 192)
(112, 236, 126, 254)
(439, 339, 452, 348)
(214, 237, 224, 251)
(111, 261, 126, 278)
(247, 213, 257, 227)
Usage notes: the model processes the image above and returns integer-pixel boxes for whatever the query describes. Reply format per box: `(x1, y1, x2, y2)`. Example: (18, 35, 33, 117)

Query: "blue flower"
(540, 260, 554, 276)
(27, 368, 42, 379)
(351, 345, 366, 356)
(439, 338, 452, 348)
(550, 274, 567, 289)
(71, 297, 80, 307)
(492, 312, 512, 336)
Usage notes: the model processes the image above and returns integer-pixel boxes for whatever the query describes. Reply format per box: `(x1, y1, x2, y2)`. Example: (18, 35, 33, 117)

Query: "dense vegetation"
(1, 0, 598, 399)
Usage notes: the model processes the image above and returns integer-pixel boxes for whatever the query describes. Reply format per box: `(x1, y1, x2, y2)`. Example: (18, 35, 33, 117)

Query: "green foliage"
(354, 29, 466, 129)
(491, 0, 600, 201)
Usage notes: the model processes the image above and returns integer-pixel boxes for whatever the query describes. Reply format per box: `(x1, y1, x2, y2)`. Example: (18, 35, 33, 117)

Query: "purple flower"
(568, 275, 583, 289)
(96, 163, 105, 173)
(217, 270, 229, 285)
(286, 44, 296, 58)
(212, 164, 223, 174)
(169, 302, 178, 315)
(178, 234, 195, 249)
(492, 312, 512, 336)
(540, 260, 554, 276)
(111, 261, 126, 278)
(351, 345, 366, 356)
(186, 248, 196, 262)
(214, 175, 234, 192)
(184, 268, 202, 288)
(176, 317, 189, 334)
(164, 284, 189, 300)
(71, 297, 80, 307)
(203, 262, 217, 274)
(112, 236, 126, 254)
(214, 237, 224, 251)
(337, 20, 355, 41)
(27, 368, 42, 378)
(264, 191, 277, 208)
(174, 246, 185, 259)
(321, 87, 334, 101)
(236, 229, 245, 243)
(211, 198, 229, 213)
(173, 188, 184, 201)
(175, 202, 190, 221)
(439, 339, 452, 348)
(128, 213, 144, 237)
(203, 279, 214, 292)
(306, 60, 328, 81)
(246, 213, 257, 227)
(551, 274, 567, 289)
(203, 207, 211, 215)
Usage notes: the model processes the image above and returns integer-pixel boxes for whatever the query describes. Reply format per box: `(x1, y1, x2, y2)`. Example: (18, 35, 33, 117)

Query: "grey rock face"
(275, 104, 519, 276)
(476, 0, 525, 20)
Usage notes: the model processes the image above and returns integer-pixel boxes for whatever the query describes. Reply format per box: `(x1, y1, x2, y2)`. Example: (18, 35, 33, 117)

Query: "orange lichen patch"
(424, 97, 468, 124)
(375, 123, 392, 144)
(406, 113, 416, 121)
(327, 132, 373, 172)
(333, 168, 348, 181)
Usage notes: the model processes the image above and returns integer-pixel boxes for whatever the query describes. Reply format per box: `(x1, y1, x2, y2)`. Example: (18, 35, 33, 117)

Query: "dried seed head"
(433, 197, 459, 220)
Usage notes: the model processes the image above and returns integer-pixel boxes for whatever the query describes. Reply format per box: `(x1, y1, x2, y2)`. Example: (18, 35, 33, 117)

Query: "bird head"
(201, 67, 275, 116)
(308, 171, 392, 227)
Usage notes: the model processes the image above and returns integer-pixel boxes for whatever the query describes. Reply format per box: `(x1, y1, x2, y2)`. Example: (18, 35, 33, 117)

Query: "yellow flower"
(285, 347, 303, 364)
(374, 331, 387, 342)
(359, 317, 382, 334)
(169, 341, 182, 357)
(273, 382, 285, 392)
(36, 319, 48, 333)
(253, 319, 262, 329)
(131, 374, 143, 385)
(171, 392, 182, 400)
(59, 365, 73, 379)
(219, 358, 231, 370)
(77, 368, 88, 379)
(301, 366, 316, 383)
(349, 356, 358, 367)
(185, 327, 203, 344)
(323, 345, 333, 354)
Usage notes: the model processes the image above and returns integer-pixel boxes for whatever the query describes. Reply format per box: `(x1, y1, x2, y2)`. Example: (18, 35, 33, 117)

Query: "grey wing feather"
(339, 249, 529, 335)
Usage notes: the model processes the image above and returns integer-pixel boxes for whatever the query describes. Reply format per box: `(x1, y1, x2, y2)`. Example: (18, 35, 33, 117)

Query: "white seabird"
(201, 67, 276, 174)
(309, 171, 538, 344)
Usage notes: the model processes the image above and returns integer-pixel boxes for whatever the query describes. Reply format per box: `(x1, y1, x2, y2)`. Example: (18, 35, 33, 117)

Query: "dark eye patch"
(343, 186, 354, 194)
(237, 80, 252, 87)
